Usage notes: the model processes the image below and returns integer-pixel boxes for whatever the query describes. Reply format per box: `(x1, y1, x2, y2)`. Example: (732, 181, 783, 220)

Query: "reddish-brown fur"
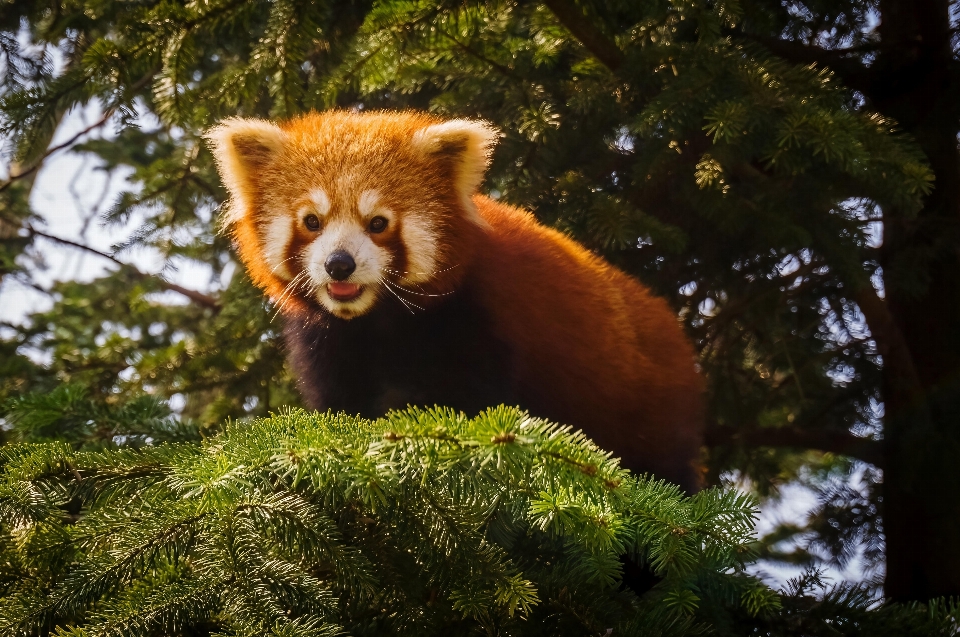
(470, 198, 704, 484)
(207, 110, 704, 488)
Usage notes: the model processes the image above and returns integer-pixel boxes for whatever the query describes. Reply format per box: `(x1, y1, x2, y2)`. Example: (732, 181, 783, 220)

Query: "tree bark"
(869, 0, 960, 602)
(541, 0, 624, 71)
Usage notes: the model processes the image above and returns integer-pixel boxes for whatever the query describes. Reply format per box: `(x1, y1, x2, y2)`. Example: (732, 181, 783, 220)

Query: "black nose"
(324, 251, 356, 280)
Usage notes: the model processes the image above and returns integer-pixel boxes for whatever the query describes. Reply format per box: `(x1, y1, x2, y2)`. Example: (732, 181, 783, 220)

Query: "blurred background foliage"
(1, 0, 959, 606)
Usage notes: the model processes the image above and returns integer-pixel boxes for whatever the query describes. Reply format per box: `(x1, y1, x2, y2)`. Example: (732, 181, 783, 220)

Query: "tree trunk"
(873, 0, 960, 602)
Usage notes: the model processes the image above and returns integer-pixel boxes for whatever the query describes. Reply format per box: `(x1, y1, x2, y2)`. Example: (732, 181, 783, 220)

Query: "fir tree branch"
(0, 67, 158, 194)
(381, 429, 620, 487)
(0, 111, 113, 194)
(438, 31, 521, 81)
(736, 34, 875, 93)
(324, 4, 437, 87)
(706, 423, 883, 467)
(4, 273, 53, 297)
(853, 285, 923, 402)
(541, 0, 624, 71)
(85, 576, 224, 636)
(27, 227, 221, 310)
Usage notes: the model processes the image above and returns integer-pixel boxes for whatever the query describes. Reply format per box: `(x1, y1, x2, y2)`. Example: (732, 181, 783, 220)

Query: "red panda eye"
(304, 214, 321, 231)
(369, 216, 388, 233)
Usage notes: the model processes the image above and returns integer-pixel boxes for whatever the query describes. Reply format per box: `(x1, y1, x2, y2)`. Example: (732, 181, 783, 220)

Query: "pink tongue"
(328, 282, 360, 297)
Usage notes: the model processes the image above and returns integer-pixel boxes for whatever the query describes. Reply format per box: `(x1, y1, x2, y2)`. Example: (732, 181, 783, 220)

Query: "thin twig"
(28, 226, 221, 310)
(0, 112, 114, 194)
(0, 67, 159, 194)
(438, 31, 521, 81)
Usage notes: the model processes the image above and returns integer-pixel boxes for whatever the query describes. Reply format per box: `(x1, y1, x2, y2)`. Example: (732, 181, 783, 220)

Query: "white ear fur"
(205, 118, 287, 225)
(412, 119, 499, 225)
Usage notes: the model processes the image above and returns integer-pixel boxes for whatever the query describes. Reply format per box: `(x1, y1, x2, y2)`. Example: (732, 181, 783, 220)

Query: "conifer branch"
(438, 31, 521, 81)
(0, 69, 157, 194)
(541, 0, 625, 71)
(0, 112, 113, 194)
(4, 409, 956, 632)
(853, 285, 923, 402)
(737, 34, 875, 93)
(706, 423, 883, 467)
(27, 227, 221, 310)
(4, 273, 53, 296)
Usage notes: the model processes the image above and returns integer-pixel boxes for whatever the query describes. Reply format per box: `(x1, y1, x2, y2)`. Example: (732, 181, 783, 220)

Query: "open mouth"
(327, 282, 363, 301)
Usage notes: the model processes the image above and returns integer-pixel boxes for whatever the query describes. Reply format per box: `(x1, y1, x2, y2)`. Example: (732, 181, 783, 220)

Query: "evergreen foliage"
(0, 407, 765, 635)
(2, 407, 957, 636)
(1, 0, 959, 616)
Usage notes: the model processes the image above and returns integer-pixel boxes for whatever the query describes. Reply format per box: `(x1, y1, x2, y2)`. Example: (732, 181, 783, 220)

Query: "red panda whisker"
(381, 286, 418, 314)
(379, 269, 455, 297)
(269, 255, 299, 274)
(271, 271, 309, 322)
(295, 274, 321, 306)
(383, 280, 455, 298)
(381, 264, 461, 280)
(380, 267, 423, 283)
(378, 277, 423, 313)
(272, 277, 297, 316)
(382, 280, 424, 313)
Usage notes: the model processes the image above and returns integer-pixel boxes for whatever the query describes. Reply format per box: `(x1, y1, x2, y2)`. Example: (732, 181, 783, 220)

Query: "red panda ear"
(205, 118, 287, 225)
(412, 119, 499, 225)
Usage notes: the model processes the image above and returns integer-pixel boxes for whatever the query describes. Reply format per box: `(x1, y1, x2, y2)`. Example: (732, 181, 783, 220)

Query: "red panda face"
(258, 178, 440, 319)
(206, 111, 498, 319)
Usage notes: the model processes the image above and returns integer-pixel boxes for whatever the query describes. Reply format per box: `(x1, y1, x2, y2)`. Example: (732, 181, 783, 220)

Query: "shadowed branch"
(28, 227, 221, 310)
(706, 422, 883, 467)
(541, 0, 625, 71)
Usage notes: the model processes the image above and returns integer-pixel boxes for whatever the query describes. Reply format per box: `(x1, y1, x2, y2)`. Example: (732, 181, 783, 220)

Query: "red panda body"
(208, 111, 704, 489)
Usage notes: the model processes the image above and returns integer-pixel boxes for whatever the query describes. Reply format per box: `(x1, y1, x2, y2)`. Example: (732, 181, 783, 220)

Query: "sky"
(0, 103, 223, 330)
(0, 103, 871, 590)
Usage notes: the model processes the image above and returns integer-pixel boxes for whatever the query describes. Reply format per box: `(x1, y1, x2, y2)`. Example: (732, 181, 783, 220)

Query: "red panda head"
(206, 111, 498, 319)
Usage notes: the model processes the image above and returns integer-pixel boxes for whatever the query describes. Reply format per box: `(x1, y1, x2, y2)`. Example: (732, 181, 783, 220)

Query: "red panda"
(207, 110, 704, 490)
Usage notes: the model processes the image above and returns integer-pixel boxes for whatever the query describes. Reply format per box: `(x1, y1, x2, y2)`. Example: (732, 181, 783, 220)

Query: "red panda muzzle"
(327, 282, 362, 300)
(324, 251, 356, 280)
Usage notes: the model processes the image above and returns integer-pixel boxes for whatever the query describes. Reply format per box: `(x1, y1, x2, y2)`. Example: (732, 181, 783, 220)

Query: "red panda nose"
(324, 251, 356, 280)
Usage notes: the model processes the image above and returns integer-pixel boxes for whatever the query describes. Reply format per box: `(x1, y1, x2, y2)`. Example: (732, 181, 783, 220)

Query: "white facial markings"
(287, 186, 444, 318)
(262, 214, 294, 280)
(400, 213, 438, 284)
(309, 188, 331, 217)
(358, 188, 396, 230)
(358, 189, 380, 219)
